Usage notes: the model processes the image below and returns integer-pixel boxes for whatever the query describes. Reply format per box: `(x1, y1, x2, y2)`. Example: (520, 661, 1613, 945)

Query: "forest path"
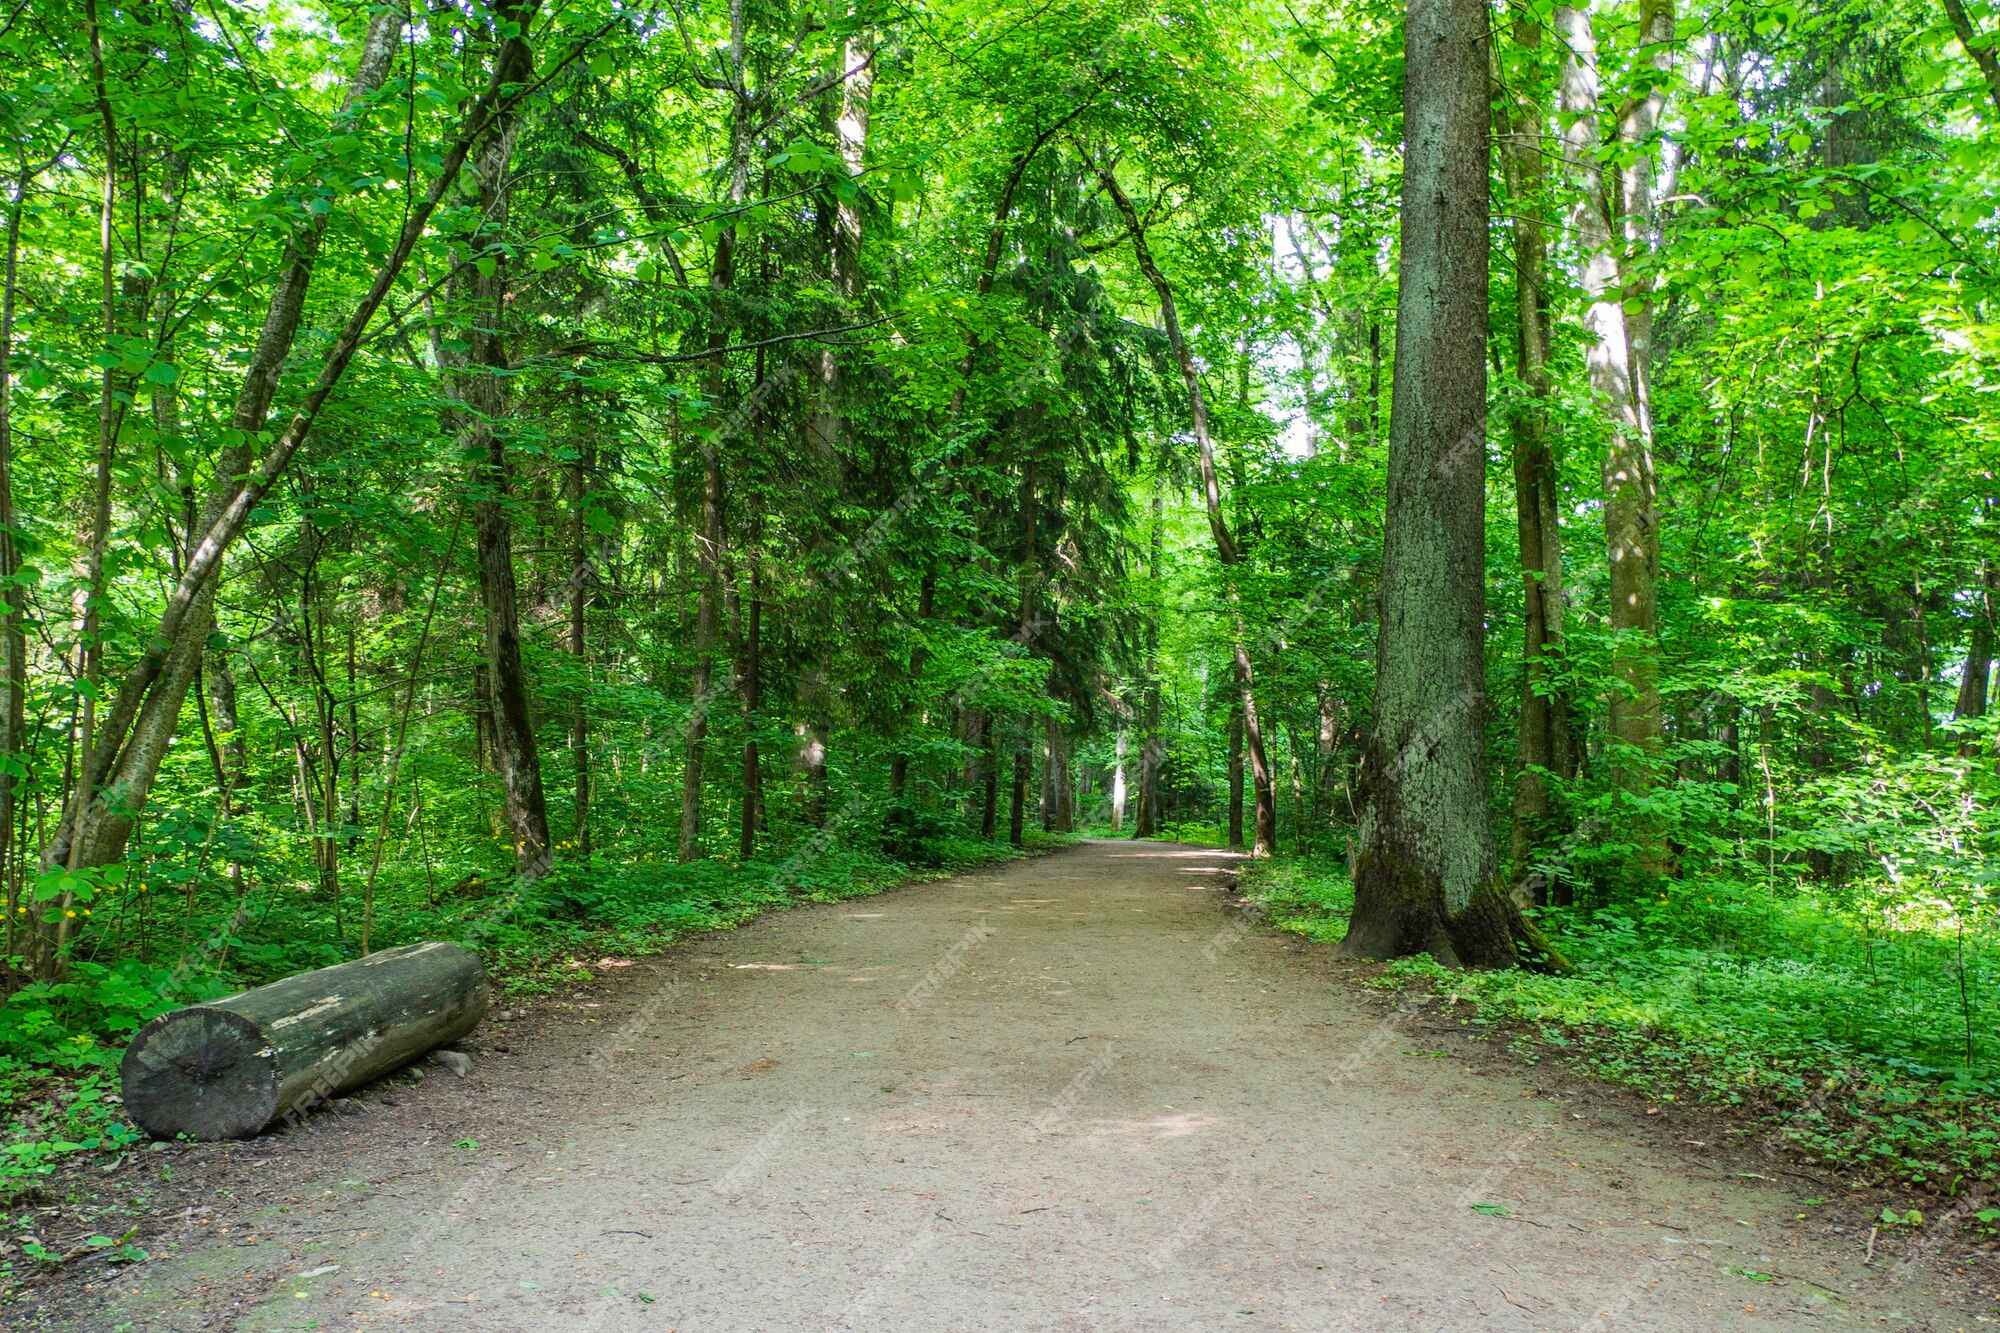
(47, 840, 1982, 1330)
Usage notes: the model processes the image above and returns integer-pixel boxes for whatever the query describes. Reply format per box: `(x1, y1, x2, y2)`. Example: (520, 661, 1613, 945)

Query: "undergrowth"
(1238, 855, 2000, 1199)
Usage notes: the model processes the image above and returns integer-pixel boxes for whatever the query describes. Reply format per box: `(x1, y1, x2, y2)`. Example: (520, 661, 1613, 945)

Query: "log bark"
(121, 942, 489, 1140)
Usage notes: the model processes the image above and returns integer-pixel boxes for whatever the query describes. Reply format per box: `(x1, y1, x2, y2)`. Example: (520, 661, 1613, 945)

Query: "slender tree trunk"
(1133, 491, 1163, 839)
(681, 5, 752, 862)
(1719, 702, 1742, 816)
(960, 707, 986, 826)
(0, 171, 28, 945)
(810, 26, 874, 452)
(1227, 706, 1245, 850)
(1315, 686, 1341, 831)
(1367, 322, 1382, 444)
(51, 0, 123, 975)
(1341, 0, 1537, 967)
(1048, 720, 1072, 833)
(738, 515, 763, 859)
(1496, 15, 1573, 894)
(886, 575, 933, 814)
(1038, 732, 1053, 832)
(800, 664, 829, 827)
(569, 436, 595, 856)
(1559, 2, 1668, 863)
(1954, 565, 1995, 754)
(681, 441, 725, 861)
(458, 39, 550, 875)
(1087, 156, 1276, 856)
(981, 719, 1000, 840)
(1111, 727, 1127, 832)
(1009, 743, 1027, 847)
(43, 7, 418, 873)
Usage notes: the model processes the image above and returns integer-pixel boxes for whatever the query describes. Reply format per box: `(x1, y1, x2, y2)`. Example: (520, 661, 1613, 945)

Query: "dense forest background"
(2, 0, 1999, 1220)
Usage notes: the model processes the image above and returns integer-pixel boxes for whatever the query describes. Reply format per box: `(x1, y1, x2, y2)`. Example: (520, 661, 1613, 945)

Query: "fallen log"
(120, 941, 489, 1140)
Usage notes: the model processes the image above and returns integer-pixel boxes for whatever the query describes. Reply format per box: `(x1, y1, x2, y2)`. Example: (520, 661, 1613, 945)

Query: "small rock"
(433, 1049, 474, 1078)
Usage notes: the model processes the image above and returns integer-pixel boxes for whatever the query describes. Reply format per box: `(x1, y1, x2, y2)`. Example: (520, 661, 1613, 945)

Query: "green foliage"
(1241, 856, 2000, 1193)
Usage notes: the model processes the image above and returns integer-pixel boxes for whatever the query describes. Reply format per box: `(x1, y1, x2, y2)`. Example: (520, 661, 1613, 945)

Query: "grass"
(1236, 854, 2000, 1197)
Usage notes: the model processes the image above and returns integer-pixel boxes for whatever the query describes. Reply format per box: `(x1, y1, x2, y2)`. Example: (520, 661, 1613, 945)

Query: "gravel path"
(32, 840, 1987, 1330)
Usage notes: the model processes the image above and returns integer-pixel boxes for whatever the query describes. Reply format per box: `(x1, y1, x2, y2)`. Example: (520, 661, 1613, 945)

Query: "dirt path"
(27, 841, 1989, 1330)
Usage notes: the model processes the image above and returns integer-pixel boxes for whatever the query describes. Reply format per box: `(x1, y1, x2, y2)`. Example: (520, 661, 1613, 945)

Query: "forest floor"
(13, 839, 1998, 1331)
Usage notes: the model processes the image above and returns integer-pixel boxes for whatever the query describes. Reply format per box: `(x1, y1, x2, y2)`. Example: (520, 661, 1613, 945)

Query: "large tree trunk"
(1341, 0, 1534, 968)
(1496, 14, 1574, 895)
(1088, 160, 1276, 855)
(121, 943, 489, 1141)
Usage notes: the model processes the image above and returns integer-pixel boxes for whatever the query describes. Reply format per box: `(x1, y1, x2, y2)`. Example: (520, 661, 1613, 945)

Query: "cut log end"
(121, 1007, 280, 1141)
(120, 942, 489, 1141)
